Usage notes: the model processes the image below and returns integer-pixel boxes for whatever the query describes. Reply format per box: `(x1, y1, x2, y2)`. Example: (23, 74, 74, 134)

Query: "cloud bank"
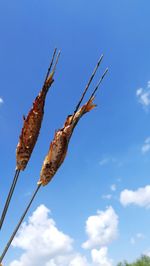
(9, 205, 117, 266)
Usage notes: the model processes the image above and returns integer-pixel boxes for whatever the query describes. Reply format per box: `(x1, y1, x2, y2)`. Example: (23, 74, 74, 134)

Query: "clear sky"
(1, 1, 150, 265)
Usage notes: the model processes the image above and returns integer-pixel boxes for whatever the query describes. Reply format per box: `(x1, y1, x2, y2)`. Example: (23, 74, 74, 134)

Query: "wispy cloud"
(9, 205, 115, 266)
(99, 158, 110, 166)
(102, 194, 112, 200)
(120, 185, 150, 208)
(136, 81, 150, 110)
(23, 191, 32, 198)
(99, 156, 122, 167)
(110, 184, 116, 192)
(130, 237, 135, 245)
(130, 233, 145, 245)
(0, 97, 4, 105)
(136, 233, 145, 239)
(141, 137, 150, 154)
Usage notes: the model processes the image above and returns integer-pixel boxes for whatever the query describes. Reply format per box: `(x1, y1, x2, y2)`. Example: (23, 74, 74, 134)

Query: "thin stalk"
(72, 54, 104, 117)
(52, 50, 61, 73)
(0, 169, 20, 230)
(44, 48, 57, 83)
(0, 185, 41, 263)
(42, 49, 61, 95)
(89, 68, 108, 100)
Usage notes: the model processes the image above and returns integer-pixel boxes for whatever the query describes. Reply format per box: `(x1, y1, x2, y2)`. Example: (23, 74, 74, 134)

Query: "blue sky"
(1, 0, 150, 265)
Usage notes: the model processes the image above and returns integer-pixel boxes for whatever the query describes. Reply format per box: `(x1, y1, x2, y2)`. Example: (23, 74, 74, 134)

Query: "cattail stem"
(0, 185, 41, 263)
(80, 68, 108, 115)
(42, 49, 61, 95)
(73, 54, 104, 117)
(44, 48, 57, 83)
(0, 169, 20, 230)
(52, 50, 61, 74)
(89, 68, 108, 101)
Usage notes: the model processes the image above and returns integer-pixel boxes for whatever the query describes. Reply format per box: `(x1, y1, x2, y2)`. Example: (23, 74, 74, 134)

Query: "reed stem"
(0, 185, 41, 263)
(0, 169, 20, 230)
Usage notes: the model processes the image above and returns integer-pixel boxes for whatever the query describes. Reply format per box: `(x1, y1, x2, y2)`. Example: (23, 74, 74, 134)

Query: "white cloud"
(10, 205, 73, 266)
(99, 157, 122, 168)
(110, 184, 116, 192)
(120, 186, 150, 208)
(99, 158, 110, 166)
(142, 137, 150, 154)
(82, 206, 118, 249)
(99, 157, 117, 166)
(102, 194, 112, 200)
(136, 88, 143, 96)
(130, 233, 145, 245)
(0, 97, 4, 105)
(136, 233, 145, 239)
(68, 255, 90, 266)
(136, 82, 150, 109)
(147, 81, 150, 88)
(91, 247, 112, 266)
(130, 237, 135, 245)
(9, 205, 115, 266)
(45, 254, 90, 266)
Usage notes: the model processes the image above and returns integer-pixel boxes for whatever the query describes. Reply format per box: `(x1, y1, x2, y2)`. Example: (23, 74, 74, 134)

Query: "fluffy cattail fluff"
(38, 97, 96, 186)
(16, 71, 54, 171)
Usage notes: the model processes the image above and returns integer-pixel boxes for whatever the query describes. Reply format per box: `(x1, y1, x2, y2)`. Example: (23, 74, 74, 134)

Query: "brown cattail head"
(38, 130, 68, 186)
(38, 97, 96, 186)
(16, 50, 60, 171)
(16, 93, 46, 171)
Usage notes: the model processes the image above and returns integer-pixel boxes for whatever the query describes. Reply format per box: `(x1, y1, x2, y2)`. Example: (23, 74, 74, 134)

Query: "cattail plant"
(16, 49, 60, 171)
(38, 65, 108, 186)
(0, 53, 108, 264)
(0, 49, 60, 230)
